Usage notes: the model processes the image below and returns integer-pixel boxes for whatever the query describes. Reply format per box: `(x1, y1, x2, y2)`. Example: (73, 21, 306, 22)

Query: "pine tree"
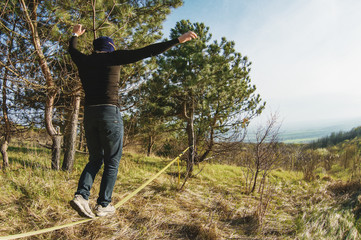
(144, 20, 265, 174)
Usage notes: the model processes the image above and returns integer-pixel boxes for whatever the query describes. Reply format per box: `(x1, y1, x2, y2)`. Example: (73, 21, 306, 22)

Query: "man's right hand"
(73, 24, 86, 37)
(178, 31, 198, 43)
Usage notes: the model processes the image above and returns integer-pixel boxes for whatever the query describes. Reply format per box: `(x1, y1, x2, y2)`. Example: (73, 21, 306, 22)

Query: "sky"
(162, 0, 361, 130)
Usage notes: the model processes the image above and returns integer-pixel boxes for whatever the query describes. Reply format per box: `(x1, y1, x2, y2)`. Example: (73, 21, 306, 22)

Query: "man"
(68, 24, 197, 218)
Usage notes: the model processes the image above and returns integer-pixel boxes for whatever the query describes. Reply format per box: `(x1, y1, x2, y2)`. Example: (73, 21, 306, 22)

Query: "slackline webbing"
(0, 147, 190, 240)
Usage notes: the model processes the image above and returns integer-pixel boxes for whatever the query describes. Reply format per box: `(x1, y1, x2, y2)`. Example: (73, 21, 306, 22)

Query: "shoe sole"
(70, 200, 94, 218)
(96, 211, 115, 217)
(95, 206, 116, 217)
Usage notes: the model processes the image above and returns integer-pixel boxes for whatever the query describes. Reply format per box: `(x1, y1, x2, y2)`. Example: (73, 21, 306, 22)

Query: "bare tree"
(297, 148, 320, 181)
(242, 113, 282, 194)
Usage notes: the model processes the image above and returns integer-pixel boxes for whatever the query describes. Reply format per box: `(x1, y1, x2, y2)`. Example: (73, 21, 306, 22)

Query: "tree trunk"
(179, 116, 195, 190)
(78, 121, 85, 151)
(344, 151, 348, 169)
(0, 140, 9, 169)
(250, 168, 259, 193)
(198, 126, 214, 163)
(182, 100, 196, 175)
(0, 21, 17, 169)
(62, 95, 81, 171)
(147, 135, 154, 157)
(47, 97, 61, 169)
(20, 0, 61, 169)
(1, 54, 12, 169)
(186, 116, 195, 174)
(51, 135, 62, 170)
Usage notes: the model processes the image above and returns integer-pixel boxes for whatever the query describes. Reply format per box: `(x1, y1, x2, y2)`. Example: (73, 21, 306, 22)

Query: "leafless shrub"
(241, 113, 283, 194)
(298, 148, 320, 181)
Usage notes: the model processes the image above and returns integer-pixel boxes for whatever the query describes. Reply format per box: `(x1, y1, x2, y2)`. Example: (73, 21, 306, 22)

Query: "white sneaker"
(95, 204, 116, 217)
(70, 194, 95, 218)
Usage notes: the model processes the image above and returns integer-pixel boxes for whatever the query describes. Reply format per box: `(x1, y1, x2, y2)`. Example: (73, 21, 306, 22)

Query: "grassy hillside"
(1, 142, 361, 239)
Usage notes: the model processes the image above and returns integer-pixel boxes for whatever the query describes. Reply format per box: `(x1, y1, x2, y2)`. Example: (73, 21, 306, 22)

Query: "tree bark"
(147, 135, 154, 157)
(20, 0, 61, 169)
(1, 47, 12, 169)
(179, 116, 195, 190)
(250, 168, 259, 193)
(62, 94, 81, 171)
(182, 100, 196, 175)
(0, 140, 9, 169)
(51, 135, 62, 170)
(186, 114, 195, 175)
(1, 77, 10, 169)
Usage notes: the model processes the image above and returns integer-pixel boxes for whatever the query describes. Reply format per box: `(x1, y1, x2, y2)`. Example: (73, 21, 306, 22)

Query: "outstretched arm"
(68, 24, 86, 64)
(107, 31, 198, 65)
(68, 24, 198, 66)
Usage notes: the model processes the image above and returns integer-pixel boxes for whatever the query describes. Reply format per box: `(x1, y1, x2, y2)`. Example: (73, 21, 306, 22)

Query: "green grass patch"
(329, 164, 351, 180)
(1, 143, 360, 239)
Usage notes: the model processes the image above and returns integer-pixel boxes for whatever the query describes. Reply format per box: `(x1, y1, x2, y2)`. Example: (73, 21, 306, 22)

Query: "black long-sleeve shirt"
(68, 36, 179, 106)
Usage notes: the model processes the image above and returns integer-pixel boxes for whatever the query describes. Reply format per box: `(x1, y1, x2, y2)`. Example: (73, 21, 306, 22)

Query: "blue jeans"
(76, 105, 123, 207)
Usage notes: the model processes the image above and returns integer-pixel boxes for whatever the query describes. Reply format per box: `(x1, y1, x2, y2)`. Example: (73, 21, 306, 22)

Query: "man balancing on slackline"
(68, 24, 197, 218)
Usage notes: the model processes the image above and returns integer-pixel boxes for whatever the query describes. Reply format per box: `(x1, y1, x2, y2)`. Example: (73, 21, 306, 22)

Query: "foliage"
(141, 20, 264, 171)
(309, 126, 361, 149)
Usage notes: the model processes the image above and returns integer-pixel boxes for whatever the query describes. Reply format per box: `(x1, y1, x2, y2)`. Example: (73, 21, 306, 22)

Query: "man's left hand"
(73, 24, 86, 37)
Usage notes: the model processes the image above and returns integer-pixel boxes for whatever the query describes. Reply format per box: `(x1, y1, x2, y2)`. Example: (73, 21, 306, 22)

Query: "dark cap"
(93, 36, 116, 52)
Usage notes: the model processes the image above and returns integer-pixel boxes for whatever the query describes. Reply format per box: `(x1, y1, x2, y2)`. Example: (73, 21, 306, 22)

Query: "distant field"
(247, 128, 329, 144)
(279, 129, 330, 143)
(279, 120, 361, 143)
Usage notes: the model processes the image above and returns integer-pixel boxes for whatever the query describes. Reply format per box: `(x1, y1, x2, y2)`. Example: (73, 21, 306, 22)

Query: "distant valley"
(279, 118, 361, 143)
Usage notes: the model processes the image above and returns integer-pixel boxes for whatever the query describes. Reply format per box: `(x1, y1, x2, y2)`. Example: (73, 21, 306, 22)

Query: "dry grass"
(1, 144, 361, 239)
(327, 180, 361, 197)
